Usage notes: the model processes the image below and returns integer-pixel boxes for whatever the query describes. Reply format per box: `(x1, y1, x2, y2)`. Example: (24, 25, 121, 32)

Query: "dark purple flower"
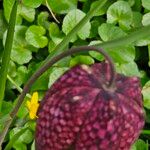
(35, 61, 145, 150)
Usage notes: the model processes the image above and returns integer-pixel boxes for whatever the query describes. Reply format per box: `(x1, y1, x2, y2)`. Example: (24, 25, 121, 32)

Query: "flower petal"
(31, 92, 38, 103)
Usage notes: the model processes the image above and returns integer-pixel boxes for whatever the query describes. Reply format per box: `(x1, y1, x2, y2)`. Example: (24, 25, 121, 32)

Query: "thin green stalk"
(96, 25, 150, 49)
(7, 75, 22, 93)
(45, 0, 60, 23)
(7, 75, 31, 98)
(142, 130, 150, 135)
(0, 0, 18, 111)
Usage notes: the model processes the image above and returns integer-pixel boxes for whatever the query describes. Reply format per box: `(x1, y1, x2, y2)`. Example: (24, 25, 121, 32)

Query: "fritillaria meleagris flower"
(35, 60, 144, 150)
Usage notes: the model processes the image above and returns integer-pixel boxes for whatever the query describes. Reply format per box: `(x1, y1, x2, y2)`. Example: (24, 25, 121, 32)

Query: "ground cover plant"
(0, 0, 150, 149)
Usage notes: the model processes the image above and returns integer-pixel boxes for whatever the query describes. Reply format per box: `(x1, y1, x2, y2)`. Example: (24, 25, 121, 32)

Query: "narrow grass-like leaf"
(0, 0, 18, 111)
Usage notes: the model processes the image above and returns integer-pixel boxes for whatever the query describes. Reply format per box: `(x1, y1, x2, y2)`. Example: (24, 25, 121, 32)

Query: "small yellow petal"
(29, 113, 36, 120)
(26, 101, 31, 109)
(31, 92, 38, 103)
(26, 91, 39, 120)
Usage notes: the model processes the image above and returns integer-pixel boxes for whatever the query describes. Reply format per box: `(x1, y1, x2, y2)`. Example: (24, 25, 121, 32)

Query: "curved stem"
(10, 46, 115, 117)
(0, 46, 115, 146)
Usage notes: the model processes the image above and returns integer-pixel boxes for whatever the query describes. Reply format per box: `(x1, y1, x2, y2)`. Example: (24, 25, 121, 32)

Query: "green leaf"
(89, 40, 104, 61)
(132, 0, 141, 11)
(0, 0, 18, 111)
(1, 101, 13, 115)
(3, 0, 22, 24)
(49, 22, 64, 44)
(0, 114, 11, 133)
(134, 18, 150, 46)
(19, 129, 33, 144)
(107, 1, 133, 30)
(62, 9, 91, 42)
(13, 66, 28, 87)
(135, 37, 150, 46)
(90, 0, 113, 16)
(17, 98, 28, 118)
(3, 26, 34, 64)
(18, 5, 35, 22)
(48, 40, 56, 53)
(25, 121, 36, 131)
(13, 143, 27, 150)
(48, 67, 69, 88)
(5, 128, 28, 150)
(70, 55, 95, 67)
(116, 61, 140, 76)
(98, 23, 127, 41)
(11, 43, 32, 65)
(127, 0, 135, 7)
(98, 26, 136, 63)
(3, 0, 15, 22)
(142, 0, 150, 10)
(89, 19, 102, 38)
(0, 10, 7, 39)
(31, 71, 50, 91)
(142, 12, 150, 26)
(8, 61, 17, 78)
(28, 62, 51, 91)
(37, 11, 50, 29)
(142, 81, 150, 109)
(131, 139, 147, 150)
(131, 12, 142, 27)
(46, 0, 77, 14)
(108, 46, 135, 63)
(31, 141, 35, 150)
(25, 25, 48, 48)
(22, 0, 43, 8)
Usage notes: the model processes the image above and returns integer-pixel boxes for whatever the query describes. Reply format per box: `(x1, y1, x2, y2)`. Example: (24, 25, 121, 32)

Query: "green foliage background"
(0, 0, 150, 149)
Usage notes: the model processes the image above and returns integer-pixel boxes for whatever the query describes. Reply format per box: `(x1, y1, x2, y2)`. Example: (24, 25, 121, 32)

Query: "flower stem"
(45, 0, 60, 23)
(142, 130, 150, 135)
(7, 75, 31, 99)
(96, 25, 150, 49)
(0, 0, 18, 111)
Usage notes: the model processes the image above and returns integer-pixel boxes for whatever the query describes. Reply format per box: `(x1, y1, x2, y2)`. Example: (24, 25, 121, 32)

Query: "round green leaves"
(25, 25, 48, 48)
(107, 1, 132, 30)
(46, 0, 77, 14)
(142, 0, 150, 10)
(62, 9, 91, 42)
(22, 0, 43, 8)
(3, 26, 33, 65)
(142, 12, 150, 26)
(98, 23, 127, 41)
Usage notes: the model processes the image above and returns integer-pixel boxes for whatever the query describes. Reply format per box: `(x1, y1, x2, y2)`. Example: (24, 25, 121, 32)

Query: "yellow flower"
(26, 92, 39, 119)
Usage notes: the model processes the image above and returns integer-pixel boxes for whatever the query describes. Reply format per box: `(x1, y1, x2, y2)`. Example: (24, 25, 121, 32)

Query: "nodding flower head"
(35, 61, 144, 150)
